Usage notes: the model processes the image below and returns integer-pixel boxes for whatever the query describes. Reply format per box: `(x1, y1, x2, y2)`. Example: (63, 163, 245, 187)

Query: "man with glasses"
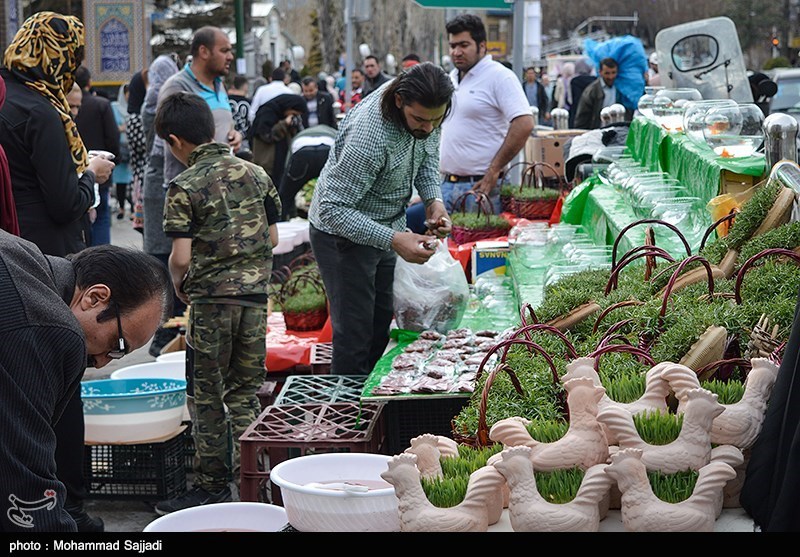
(0, 230, 172, 532)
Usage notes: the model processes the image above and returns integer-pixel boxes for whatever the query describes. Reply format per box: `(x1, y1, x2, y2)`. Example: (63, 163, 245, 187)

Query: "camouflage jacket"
(163, 142, 281, 300)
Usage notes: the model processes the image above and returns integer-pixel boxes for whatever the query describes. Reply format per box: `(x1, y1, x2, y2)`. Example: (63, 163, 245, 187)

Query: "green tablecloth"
(626, 117, 666, 171)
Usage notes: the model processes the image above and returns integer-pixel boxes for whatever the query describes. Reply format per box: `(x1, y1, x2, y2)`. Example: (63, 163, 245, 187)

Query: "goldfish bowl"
(703, 103, 765, 159)
(682, 99, 738, 147)
(652, 88, 703, 133)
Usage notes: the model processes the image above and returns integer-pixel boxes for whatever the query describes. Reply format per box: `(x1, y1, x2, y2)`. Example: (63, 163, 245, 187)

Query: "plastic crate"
(384, 396, 469, 455)
(83, 428, 188, 501)
(309, 342, 333, 374)
(274, 374, 366, 406)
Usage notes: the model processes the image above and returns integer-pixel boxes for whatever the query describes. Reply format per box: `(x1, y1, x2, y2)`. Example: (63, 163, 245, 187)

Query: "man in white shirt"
(439, 14, 534, 214)
(248, 68, 293, 124)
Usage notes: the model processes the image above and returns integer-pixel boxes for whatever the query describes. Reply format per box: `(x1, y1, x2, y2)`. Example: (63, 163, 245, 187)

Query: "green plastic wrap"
(626, 117, 666, 171)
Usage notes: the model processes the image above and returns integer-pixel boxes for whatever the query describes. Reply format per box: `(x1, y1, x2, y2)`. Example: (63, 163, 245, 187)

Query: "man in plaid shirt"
(309, 62, 454, 375)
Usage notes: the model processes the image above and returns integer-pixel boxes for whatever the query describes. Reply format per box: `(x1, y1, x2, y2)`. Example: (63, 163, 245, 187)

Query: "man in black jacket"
(300, 76, 337, 129)
(0, 231, 171, 532)
(361, 55, 392, 97)
(521, 67, 549, 125)
(74, 66, 120, 246)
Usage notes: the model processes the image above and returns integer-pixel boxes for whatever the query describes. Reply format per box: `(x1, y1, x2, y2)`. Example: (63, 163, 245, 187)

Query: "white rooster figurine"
(605, 448, 736, 532)
(492, 446, 613, 532)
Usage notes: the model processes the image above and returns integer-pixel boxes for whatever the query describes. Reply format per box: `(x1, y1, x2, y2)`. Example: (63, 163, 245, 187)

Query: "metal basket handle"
(658, 255, 716, 327)
(699, 209, 738, 252)
(734, 248, 800, 305)
(611, 218, 692, 271)
(587, 342, 655, 373)
(605, 246, 676, 295)
(507, 323, 579, 361)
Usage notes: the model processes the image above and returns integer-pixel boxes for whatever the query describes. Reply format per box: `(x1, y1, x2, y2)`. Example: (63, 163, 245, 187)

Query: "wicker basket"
(450, 191, 509, 245)
(280, 268, 328, 332)
(511, 162, 566, 220)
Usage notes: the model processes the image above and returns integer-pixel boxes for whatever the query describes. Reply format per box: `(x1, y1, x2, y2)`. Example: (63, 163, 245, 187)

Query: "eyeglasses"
(108, 300, 128, 360)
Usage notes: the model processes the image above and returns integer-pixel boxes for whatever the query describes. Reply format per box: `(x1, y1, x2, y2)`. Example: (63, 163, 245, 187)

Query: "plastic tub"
(110, 361, 188, 422)
(143, 502, 287, 532)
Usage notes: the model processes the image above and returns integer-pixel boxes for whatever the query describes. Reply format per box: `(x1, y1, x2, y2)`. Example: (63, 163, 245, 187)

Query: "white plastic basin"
(156, 351, 186, 363)
(143, 502, 287, 532)
(109, 361, 189, 422)
(270, 453, 400, 532)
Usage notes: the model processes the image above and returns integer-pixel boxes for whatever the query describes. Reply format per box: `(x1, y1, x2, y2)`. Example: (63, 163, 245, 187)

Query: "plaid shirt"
(308, 83, 442, 251)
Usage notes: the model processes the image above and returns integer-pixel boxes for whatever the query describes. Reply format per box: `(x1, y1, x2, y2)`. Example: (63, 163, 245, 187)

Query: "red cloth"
(265, 312, 324, 372)
(0, 76, 20, 236)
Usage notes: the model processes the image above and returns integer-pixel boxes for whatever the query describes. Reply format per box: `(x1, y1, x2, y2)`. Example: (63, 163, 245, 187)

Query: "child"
(153, 91, 280, 514)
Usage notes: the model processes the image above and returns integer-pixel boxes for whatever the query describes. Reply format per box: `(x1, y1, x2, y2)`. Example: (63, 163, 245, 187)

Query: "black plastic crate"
(83, 429, 188, 501)
(384, 396, 469, 455)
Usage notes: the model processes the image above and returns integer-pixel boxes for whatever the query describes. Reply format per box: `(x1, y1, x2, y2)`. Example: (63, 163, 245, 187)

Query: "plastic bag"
(393, 240, 470, 334)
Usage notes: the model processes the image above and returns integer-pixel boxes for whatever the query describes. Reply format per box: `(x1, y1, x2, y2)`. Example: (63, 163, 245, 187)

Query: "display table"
(265, 312, 330, 373)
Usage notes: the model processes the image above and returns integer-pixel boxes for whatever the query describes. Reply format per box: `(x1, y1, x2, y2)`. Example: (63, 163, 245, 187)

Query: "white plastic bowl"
(143, 502, 287, 532)
(273, 231, 298, 255)
(270, 453, 400, 532)
(156, 350, 186, 363)
(109, 361, 189, 422)
(82, 378, 186, 443)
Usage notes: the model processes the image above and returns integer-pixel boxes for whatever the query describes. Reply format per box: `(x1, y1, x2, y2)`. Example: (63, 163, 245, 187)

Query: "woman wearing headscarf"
(569, 57, 596, 128)
(0, 11, 115, 533)
(111, 84, 132, 219)
(552, 62, 575, 113)
(0, 11, 114, 256)
(140, 53, 182, 357)
(0, 75, 19, 236)
(125, 69, 147, 231)
(250, 92, 308, 186)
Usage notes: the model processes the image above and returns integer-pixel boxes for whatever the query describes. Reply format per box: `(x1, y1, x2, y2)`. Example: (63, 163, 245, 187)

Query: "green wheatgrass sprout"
(735, 261, 800, 337)
(702, 378, 745, 404)
(725, 180, 783, 250)
(737, 221, 800, 264)
(524, 417, 569, 443)
(604, 374, 647, 403)
(633, 409, 683, 445)
(450, 212, 512, 231)
(700, 236, 730, 265)
(512, 187, 561, 201)
(648, 469, 699, 503)
(533, 467, 585, 504)
(281, 283, 327, 313)
(421, 444, 503, 507)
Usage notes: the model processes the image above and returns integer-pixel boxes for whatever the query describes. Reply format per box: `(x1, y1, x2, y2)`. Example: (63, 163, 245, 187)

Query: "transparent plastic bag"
(393, 240, 470, 334)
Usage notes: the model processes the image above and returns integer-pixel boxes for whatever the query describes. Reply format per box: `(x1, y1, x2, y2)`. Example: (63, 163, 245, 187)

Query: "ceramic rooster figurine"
(488, 377, 609, 471)
(597, 387, 724, 474)
(605, 448, 737, 532)
(561, 357, 673, 445)
(403, 434, 458, 480)
(660, 358, 780, 449)
(492, 446, 613, 532)
(380, 452, 506, 532)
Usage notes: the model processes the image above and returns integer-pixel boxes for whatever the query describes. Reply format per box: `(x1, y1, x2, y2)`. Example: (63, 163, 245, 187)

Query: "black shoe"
(148, 327, 178, 358)
(65, 504, 104, 532)
(154, 485, 232, 516)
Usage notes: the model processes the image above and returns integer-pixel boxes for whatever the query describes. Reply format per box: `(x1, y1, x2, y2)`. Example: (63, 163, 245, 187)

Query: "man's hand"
(173, 277, 189, 305)
(472, 167, 502, 197)
(391, 231, 439, 264)
(424, 200, 451, 239)
(227, 129, 242, 152)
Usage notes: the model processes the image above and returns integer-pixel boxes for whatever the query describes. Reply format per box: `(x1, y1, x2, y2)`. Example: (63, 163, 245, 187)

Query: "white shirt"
(306, 97, 319, 127)
(602, 83, 617, 109)
(440, 55, 532, 175)
(248, 81, 294, 122)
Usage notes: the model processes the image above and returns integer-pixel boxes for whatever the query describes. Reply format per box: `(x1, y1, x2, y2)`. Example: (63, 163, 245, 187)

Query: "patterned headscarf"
(3, 12, 88, 173)
(143, 54, 179, 115)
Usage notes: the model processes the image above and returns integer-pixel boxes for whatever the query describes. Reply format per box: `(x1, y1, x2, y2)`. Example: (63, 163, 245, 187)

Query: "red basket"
(449, 191, 509, 245)
(280, 268, 328, 331)
(511, 162, 566, 220)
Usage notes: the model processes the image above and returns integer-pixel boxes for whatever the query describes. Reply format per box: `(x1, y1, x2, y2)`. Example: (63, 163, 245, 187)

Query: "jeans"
(440, 177, 503, 216)
(90, 184, 111, 246)
(309, 225, 396, 375)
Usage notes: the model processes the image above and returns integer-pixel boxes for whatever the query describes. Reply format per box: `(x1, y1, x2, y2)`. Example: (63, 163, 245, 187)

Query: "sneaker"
(148, 326, 178, 358)
(154, 486, 232, 516)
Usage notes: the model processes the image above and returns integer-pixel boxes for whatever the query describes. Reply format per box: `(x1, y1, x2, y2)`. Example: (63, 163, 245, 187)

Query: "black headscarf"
(250, 93, 308, 181)
(127, 69, 146, 114)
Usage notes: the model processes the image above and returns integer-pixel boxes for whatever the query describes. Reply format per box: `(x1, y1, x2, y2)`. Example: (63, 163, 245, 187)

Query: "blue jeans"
(440, 177, 503, 215)
(90, 185, 111, 246)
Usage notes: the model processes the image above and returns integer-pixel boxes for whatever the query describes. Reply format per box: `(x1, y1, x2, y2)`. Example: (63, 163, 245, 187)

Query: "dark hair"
(301, 76, 317, 87)
(445, 14, 487, 46)
(233, 75, 248, 89)
(351, 68, 364, 77)
(402, 53, 421, 63)
(600, 57, 618, 70)
(68, 245, 172, 323)
(154, 91, 215, 146)
(271, 68, 286, 82)
(74, 65, 90, 89)
(261, 59, 274, 80)
(380, 62, 454, 129)
(191, 26, 219, 57)
(123, 84, 130, 95)
(364, 55, 379, 65)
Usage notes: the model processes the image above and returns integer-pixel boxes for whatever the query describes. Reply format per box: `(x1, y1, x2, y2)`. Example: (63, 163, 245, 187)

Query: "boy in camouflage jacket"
(153, 92, 281, 514)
